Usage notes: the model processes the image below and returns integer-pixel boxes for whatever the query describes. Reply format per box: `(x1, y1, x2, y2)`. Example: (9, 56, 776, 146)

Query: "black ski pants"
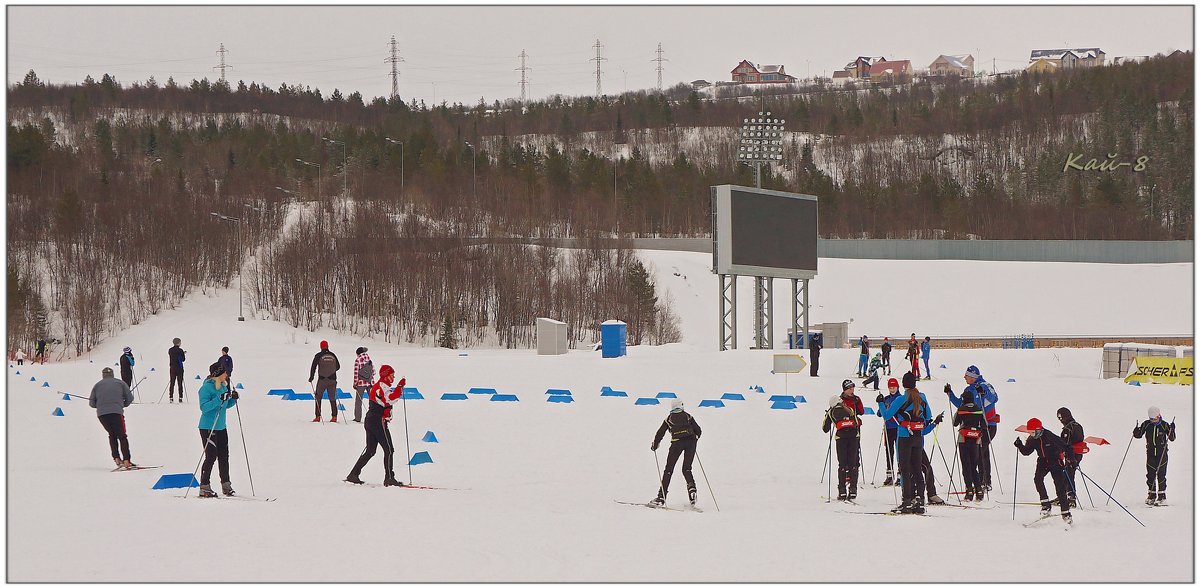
(897, 435, 925, 504)
(881, 352, 891, 375)
(660, 438, 697, 495)
(314, 378, 338, 417)
(1146, 449, 1168, 492)
(863, 373, 880, 390)
(979, 424, 996, 485)
(1033, 460, 1070, 512)
(199, 429, 230, 486)
(1066, 452, 1083, 498)
(921, 448, 938, 498)
(959, 440, 982, 492)
(836, 435, 860, 495)
(350, 411, 396, 481)
(884, 428, 898, 473)
(810, 352, 820, 377)
(169, 367, 185, 400)
(98, 413, 131, 461)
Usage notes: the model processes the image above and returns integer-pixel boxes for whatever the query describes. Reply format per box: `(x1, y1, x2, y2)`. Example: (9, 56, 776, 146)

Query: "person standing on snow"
(346, 364, 406, 486)
(862, 352, 884, 390)
(905, 334, 920, 379)
(809, 333, 822, 377)
(856, 335, 870, 377)
(35, 338, 46, 364)
(89, 367, 135, 469)
(824, 380, 864, 501)
(1014, 418, 1072, 524)
(1134, 406, 1175, 505)
(119, 347, 136, 388)
(881, 371, 930, 514)
(880, 337, 893, 376)
(650, 399, 702, 507)
(921, 336, 932, 380)
(953, 389, 987, 501)
(14, 348, 25, 365)
(308, 340, 341, 423)
(352, 347, 374, 423)
(197, 361, 239, 498)
(217, 347, 234, 381)
(946, 365, 999, 491)
(168, 338, 186, 403)
(876, 378, 902, 486)
(1057, 407, 1086, 507)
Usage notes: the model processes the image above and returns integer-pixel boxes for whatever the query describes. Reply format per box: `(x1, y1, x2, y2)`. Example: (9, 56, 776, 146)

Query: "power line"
(385, 35, 405, 100)
(214, 43, 231, 83)
(652, 42, 668, 92)
(516, 50, 531, 103)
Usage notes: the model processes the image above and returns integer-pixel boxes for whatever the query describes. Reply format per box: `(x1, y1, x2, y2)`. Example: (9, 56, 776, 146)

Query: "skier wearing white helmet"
(119, 346, 136, 388)
(1134, 405, 1176, 505)
(650, 398, 702, 507)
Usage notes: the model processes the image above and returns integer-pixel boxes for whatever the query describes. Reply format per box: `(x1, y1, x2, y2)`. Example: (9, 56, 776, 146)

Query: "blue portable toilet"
(600, 320, 627, 358)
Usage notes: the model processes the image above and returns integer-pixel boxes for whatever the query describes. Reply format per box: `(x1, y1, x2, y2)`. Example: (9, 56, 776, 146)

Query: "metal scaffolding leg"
(754, 276, 773, 349)
(719, 274, 737, 351)
(791, 278, 809, 350)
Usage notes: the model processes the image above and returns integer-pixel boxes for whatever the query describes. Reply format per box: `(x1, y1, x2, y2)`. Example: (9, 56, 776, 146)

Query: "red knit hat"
(887, 378, 899, 389)
(320, 340, 329, 349)
(1026, 418, 1043, 431)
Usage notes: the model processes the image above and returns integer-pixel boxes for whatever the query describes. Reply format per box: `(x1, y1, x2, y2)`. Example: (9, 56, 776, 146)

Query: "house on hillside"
(831, 70, 853, 85)
(1028, 48, 1106, 70)
(730, 60, 798, 84)
(869, 59, 912, 84)
(1026, 58, 1059, 74)
(843, 56, 887, 79)
(1167, 49, 1188, 59)
(691, 79, 711, 89)
(928, 54, 975, 77)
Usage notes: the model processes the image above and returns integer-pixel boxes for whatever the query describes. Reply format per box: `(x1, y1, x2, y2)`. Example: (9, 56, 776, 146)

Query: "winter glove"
(933, 413, 944, 425)
(875, 393, 885, 403)
(1013, 438, 1023, 449)
(1133, 425, 1141, 436)
(230, 390, 239, 400)
(1170, 422, 1176, 434)
(651, 442, 659, 451)
(221, 391, 232, 402)
(308, 377, 313, 383)
(944, 383, 953, 395)
(397, 378, 406, 390)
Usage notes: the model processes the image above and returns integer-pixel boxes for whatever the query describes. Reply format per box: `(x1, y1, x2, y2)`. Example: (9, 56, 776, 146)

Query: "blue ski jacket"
(877, 391, 901, 429)
(197, 377, 237, 431)
(881, 392, 932, 439)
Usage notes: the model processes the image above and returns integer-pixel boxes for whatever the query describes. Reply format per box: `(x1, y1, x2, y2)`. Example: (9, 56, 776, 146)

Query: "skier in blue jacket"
(945, 365, 999, 490)
(881, 371, 933, 514)
(197, 361, 239, 498)
(875, 377, 901, 486)
(920, 337, 932, 380)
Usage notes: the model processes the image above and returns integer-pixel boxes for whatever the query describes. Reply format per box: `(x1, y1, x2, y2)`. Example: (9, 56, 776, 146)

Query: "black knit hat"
(356, 347, 367, 355)
(902, 371, 917, 389)
(208, 361, 227, 377)
(1057, 407, 1073, 421)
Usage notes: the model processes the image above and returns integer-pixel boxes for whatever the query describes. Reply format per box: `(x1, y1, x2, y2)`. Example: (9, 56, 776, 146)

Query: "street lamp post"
(385, 137, 404, 196)
(210, 212, 245, 321)
(295, 158, 321, 203)
(321, 137, 348, 199)
(464, 141, 477, 199)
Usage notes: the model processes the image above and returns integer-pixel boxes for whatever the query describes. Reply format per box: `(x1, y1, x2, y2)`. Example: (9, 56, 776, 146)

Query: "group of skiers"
(11, 338, 49, 365)
(857, 334, 932, 387)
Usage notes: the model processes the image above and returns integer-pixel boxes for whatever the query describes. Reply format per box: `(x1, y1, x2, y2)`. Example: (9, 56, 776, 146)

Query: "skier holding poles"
(947, 365, 999, 491)
(196, 361, 239, 498)
(1133, 406, 1175, 505)
(89, 367, 135, 469)
(823, 380, 863, 501)
(875, 378, 901, 486)
(952, 387, 986, 501)
(345, 365, 406, 487)
(650, 399, 702, 507)
(880, 371, 931, 514)
(1057, 407, 1086, 507)
(119, 347, 135, 388)
(1014, 418, 1072, 524)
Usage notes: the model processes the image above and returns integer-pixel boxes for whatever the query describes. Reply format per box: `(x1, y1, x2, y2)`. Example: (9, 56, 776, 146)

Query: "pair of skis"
(111, 465, 162, 472)
(1023, 512, 1073, 529)
(615, 500, 703, 513)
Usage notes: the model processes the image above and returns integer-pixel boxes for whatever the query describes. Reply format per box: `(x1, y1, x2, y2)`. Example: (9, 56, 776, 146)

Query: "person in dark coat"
(168, 338, 186, 402)
(823, 381, 863, 501)
(651, 399, 702, 507)
(880, 337, 893, 375)
(1057, 407, 1086, 507)
(809, 333, 822, 377)
(1134, 406, 1175, 505)
(217, 347, 234, 381)
(953, 388, 986, 501)
(308, 340, 341, 422)
(1015, 418, 1072, 522)
(119, 347, 135, 387)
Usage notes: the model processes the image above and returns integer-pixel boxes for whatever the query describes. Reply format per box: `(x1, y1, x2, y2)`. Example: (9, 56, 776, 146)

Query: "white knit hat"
(1148, 406, 1162, 420)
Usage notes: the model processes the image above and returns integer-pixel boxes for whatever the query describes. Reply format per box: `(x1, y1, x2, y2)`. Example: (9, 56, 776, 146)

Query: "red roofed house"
(869, 59, 913, 84)
(731, 60, 798, 84)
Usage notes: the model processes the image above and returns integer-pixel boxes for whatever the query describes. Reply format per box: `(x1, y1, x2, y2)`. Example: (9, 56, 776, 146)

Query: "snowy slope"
(6, 257, 1194, 582)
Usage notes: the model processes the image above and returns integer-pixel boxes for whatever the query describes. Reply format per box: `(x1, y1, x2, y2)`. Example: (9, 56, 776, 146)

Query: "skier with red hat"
(875, 377, 902, 486)
(1014, 417, 1073, 523)
(345, 364, 406, 486)
(308, 340, 341, 422)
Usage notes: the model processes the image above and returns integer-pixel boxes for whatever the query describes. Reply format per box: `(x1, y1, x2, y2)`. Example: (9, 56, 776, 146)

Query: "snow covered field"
(6, 253, 1194, 582)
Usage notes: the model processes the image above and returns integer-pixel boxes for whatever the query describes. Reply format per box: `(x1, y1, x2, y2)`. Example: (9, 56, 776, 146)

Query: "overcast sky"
(7, 5, 1194, 105)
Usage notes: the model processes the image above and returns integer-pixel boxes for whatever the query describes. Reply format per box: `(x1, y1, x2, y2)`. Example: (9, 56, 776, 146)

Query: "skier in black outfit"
(35, 338, 46, 364)
(217, 346, 233, 381)
(953, 388, 986, 501)
(1057, 407, 1086, 507)
(809, 333, 822, 377)
(168, 338, 186, 402)
(823, 381, 863, 501)
(308, 340, 341, 422)
(1134, 406, 1175, 505)
(346, 364, 406, 486)
(119, 346, 135, 387)
(650, 399, 702, 507)
(1014, 418, 1072, 523)
(880, 337, 893, 376)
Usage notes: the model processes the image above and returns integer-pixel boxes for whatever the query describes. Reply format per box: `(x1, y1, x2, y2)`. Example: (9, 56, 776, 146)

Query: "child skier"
(876, 378, 901, 486)
(823, 381, 863, 501)
(197, 361, 239, 497)
(650, 399, 702, 507)
(1014, 418, 1072, 523)
(881, 372, 931, 514)
(346, 365, 406, 486)
(1057, 407, 1086, 507)
(1133, 406, 1175, 505)
(953, 389, 986, 501)
(862, 352, 884, 390)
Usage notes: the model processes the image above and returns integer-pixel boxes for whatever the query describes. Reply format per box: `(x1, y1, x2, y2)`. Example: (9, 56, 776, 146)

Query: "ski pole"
(1078, 466, 1145, 527)
(157, 381, 170, 404)
(948, 427, 962, 504)
(653, 449, 667, 502)
(234, 400, 256, 496)
(187, 425, 221, 499)
(871, 425, 884, 485)
(820, 422, 832, 484)
(401, 385, 413, 485)
(130, 370, 144, 403)
(309, 382, 323, 425)
(1012, 446, 1019, 521)
(989, 436, 1004, 494)
(931, 420, 960, 499)
(1107, 425, 1137, 506)
(59, 392, 90, 401)
(696, 450, 719, 512)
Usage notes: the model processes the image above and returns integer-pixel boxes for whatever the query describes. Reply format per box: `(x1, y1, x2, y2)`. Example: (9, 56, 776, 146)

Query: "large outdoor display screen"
(712, 185, 818, 279)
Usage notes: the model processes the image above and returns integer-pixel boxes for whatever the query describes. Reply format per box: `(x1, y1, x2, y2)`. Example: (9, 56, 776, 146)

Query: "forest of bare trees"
(6, 53, 1191, 354)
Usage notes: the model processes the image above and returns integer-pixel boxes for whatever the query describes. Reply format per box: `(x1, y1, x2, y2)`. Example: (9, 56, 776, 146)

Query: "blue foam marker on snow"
(62, 394, 71, 401)
(440, 393, 469, 400)
(15, 371, 20, 375)
(337, 403, 346, 411)
(795, 396, 807, 403)
(547, 395, 574, 404)
(401, 388, 423, 400)
(656, 392, 678, 399)
(600, 389, 628, 397)
(634, 397, 660, 406)
(600, 386, 613, 393)
(940, 364, 947, 369)
(408, 451, 433, 466)
(458, 353, 468, 357)
(268, 389, 291, 396)
(1006, 378, 1016, 383)
(754, 385, 765, 394)
(422, 431, 439, 443)
(770, 401, 797, 410)
(235, 383, 244, 389)
(51, 407, 64, 416)
(699, 399, 725, 408)
(768, 395, 794, 402)
(468, 387, 497, 395)
(30, 377, 36, 382)
(1128, 380, 1141, 387)
(195, 375, 201, 380)
(286, 392, 315, 401)
(864, 407, 875, 415)
(490, 394, 519, 402)
(150, 367, 155, 372)
(152, 473, 199, 490)
(42, 382, 50, 387)
(720, 393, 745, 401)
(546, 388, 572, 395)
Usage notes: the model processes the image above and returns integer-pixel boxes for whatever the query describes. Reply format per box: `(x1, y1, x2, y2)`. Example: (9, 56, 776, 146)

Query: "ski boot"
(1067, 494, 1078, 508)
(121, 460, 136, 470)
(1040, 500, 1052, 516)
(169, 397, 174, 404)
(973, 490, 984, 502)
(688, 487, 698, 506)
(1146, 492, 1157, 506)
(836, 490, 847, 501)
(983, 483, 992, 492)
(221, 482, 236, 496)
(344, 474, 364, 485)
(963, 490, 975, 501)
(882, 471, 894, 486)
(198, 484, 218, 498)
(383, 476, 405, 487)
(927, 494, 945, 505)
(312, 415, 322, 423)
(1061, 512, 1073, 525)
(1158, 492, 1166, 504)
(847, 489, 857, 502)
(650, 490, 666, 507)
(331, 414, 338, 423)
(114, 457, 123, 469)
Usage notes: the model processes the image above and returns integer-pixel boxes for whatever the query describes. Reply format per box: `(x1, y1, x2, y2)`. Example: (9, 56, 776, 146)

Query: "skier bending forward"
(650, 399, 702, 507)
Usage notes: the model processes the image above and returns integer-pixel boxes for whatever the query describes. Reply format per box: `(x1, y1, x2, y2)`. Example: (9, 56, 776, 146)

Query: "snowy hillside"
(6, 255, 1193, 582)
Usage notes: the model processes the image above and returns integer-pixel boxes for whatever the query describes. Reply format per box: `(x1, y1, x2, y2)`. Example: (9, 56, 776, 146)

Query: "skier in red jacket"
(345, 365, 406, 486)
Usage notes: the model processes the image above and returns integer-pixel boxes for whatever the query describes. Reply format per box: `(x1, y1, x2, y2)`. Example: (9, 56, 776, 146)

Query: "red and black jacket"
(823, 403, 862, 440)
